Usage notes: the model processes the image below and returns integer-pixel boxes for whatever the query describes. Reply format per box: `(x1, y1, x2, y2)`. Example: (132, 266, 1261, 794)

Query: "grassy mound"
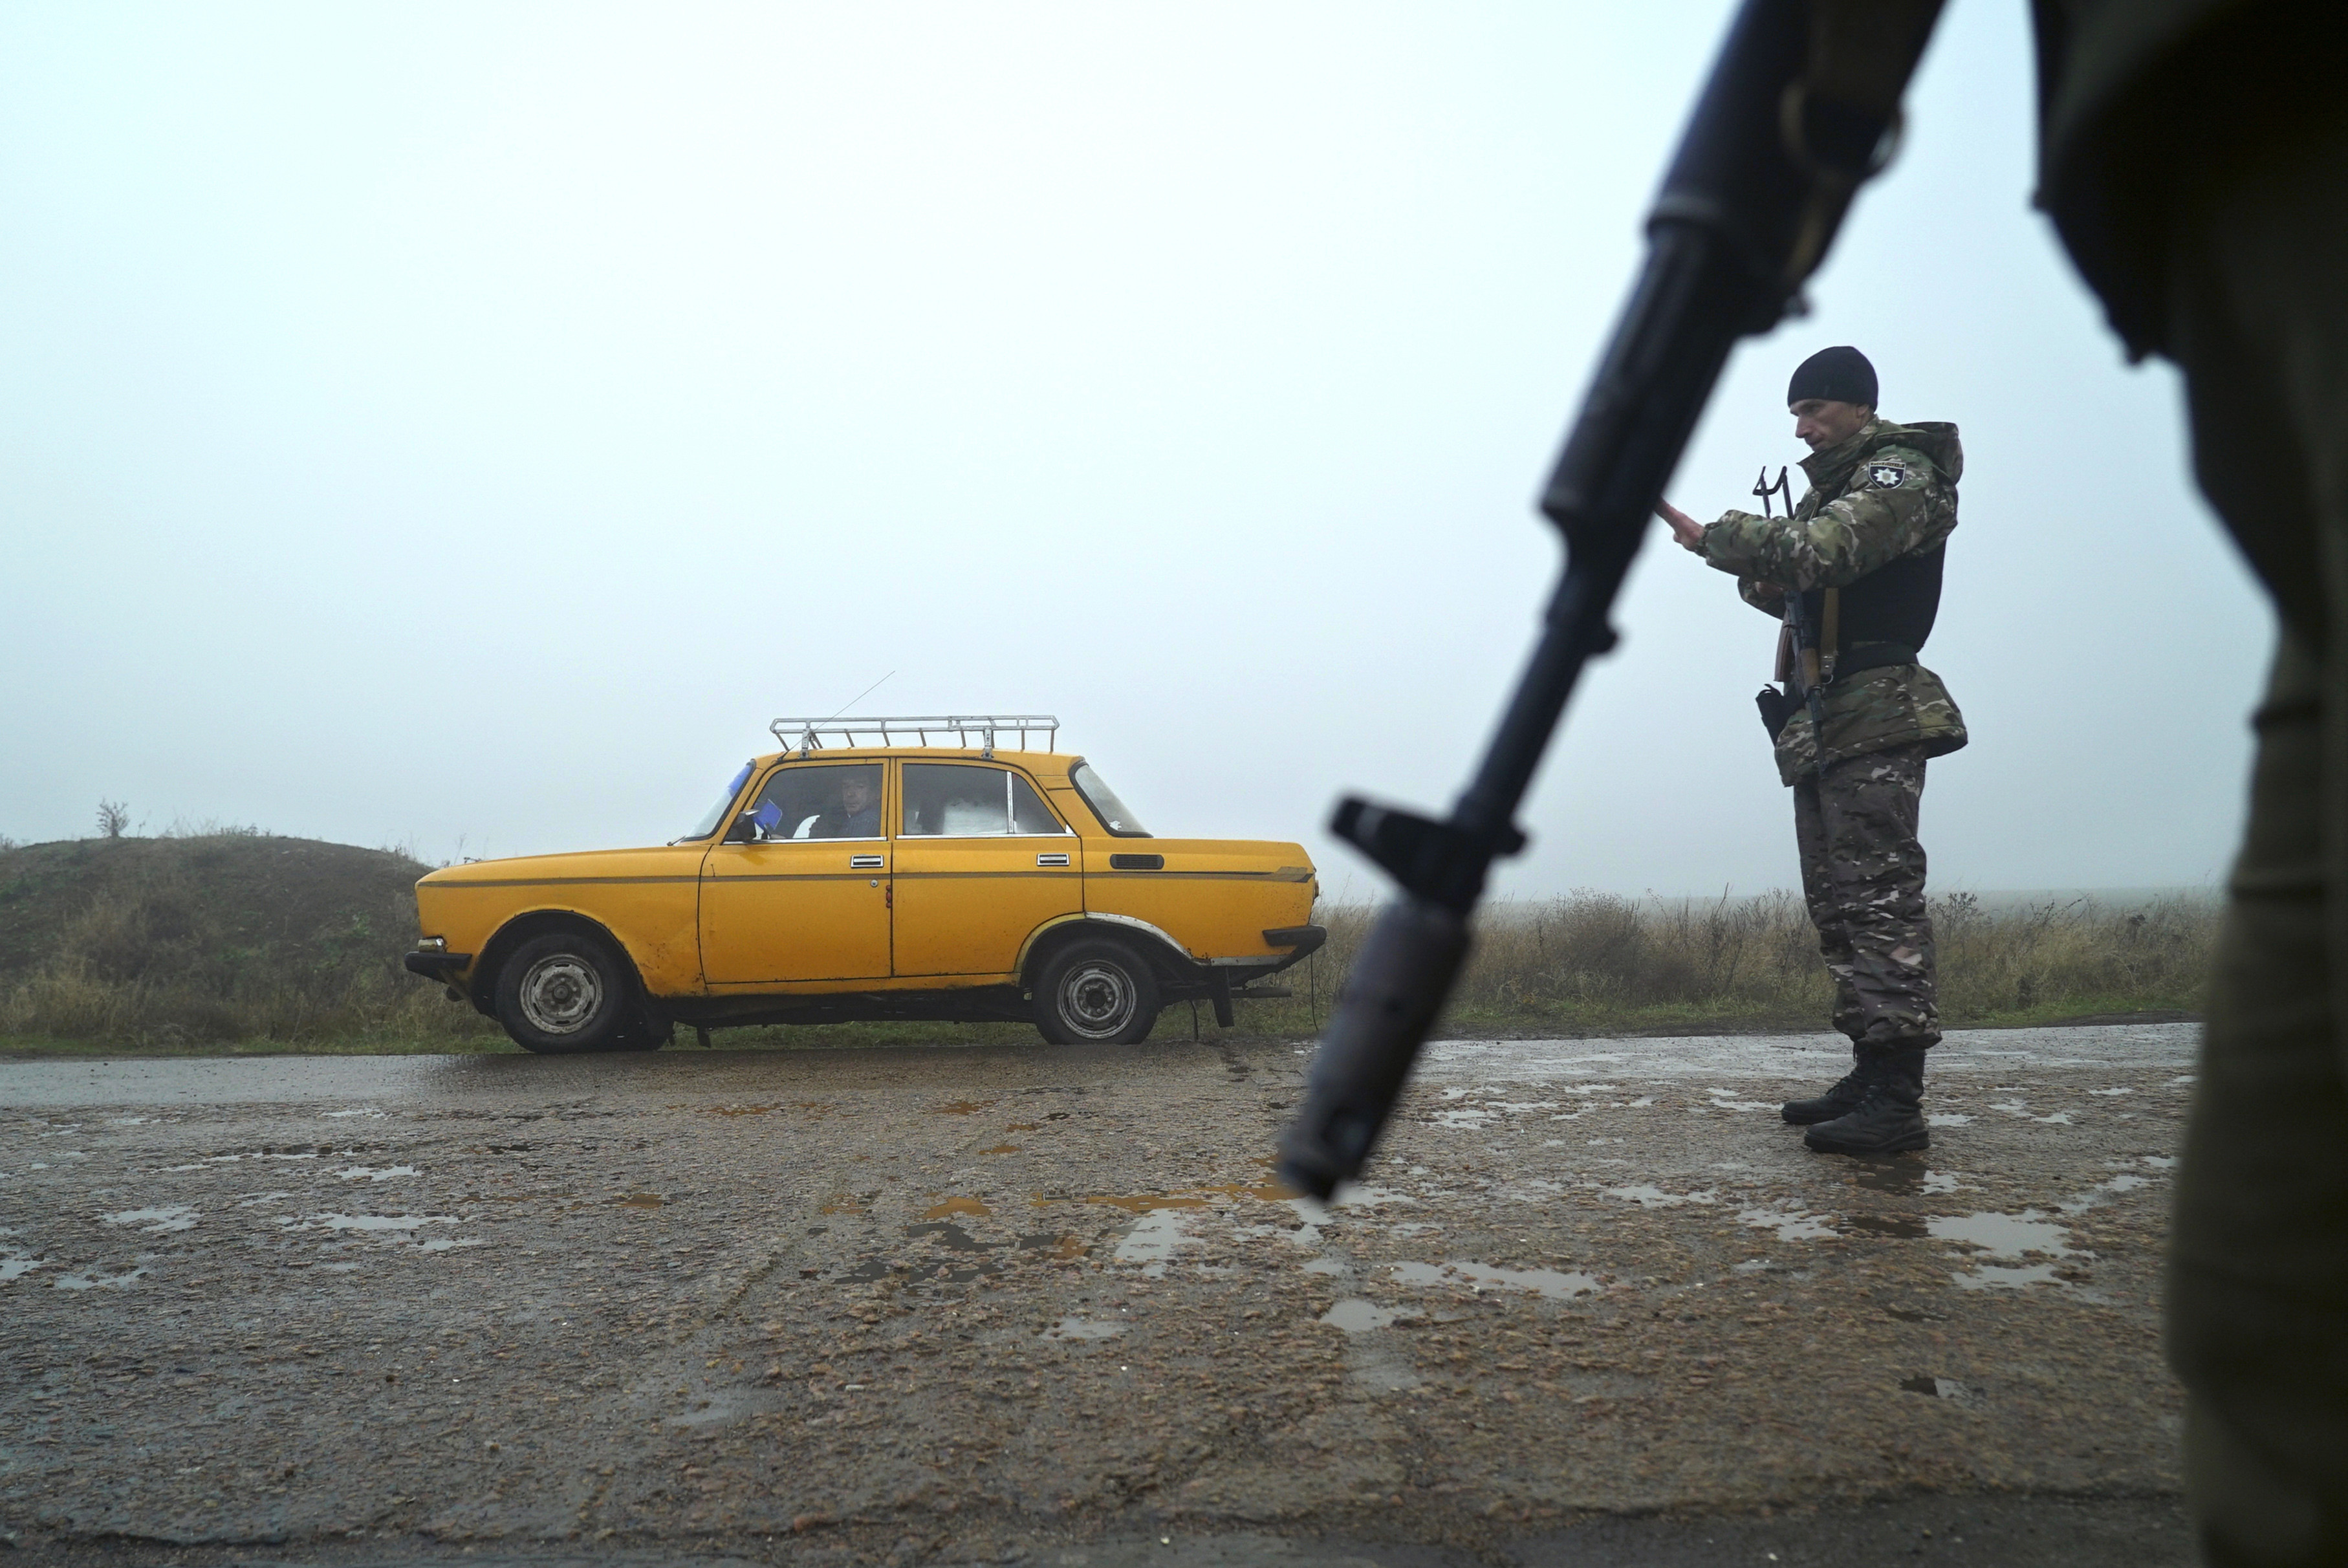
(0, 833, 499, 1052)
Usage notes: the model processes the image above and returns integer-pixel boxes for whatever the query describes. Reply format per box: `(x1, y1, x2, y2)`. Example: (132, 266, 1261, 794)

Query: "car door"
(699, 760, 892, 984)
(891, 761, 1080, 977)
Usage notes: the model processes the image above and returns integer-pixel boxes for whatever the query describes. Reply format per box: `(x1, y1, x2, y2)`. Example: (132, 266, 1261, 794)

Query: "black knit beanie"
(1786, 345, 1877, 408)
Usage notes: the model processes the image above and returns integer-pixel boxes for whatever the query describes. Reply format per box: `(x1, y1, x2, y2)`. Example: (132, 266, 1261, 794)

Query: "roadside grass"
(0, 834, 2216, 1058)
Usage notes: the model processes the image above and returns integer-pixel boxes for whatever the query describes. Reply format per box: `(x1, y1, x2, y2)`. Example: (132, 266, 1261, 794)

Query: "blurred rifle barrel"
(1277, 0, 1946, 1201)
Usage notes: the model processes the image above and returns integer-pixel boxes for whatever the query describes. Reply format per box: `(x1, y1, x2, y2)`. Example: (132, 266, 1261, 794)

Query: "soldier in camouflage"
(1657, 345, 1966, 1159)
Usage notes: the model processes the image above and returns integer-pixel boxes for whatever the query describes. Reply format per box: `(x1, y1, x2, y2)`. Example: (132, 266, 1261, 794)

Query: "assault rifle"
(1277, 0, 1947, 1201)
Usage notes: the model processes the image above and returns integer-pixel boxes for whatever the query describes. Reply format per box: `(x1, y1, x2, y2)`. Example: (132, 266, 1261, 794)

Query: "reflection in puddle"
(1044, 1316, 1124, 1340)
(922, 1197, 992, 1219)
(1319, 1298, 1419, 1333)
(1927, 1113, 1972, 1127)
(336, 1166, 417, 1182)
(1017, 1232, 1087, 1261)
(1113, 1211, 1196, 1276)
(102, 1205, 198, 1234)
(978, 1145, 1021, 1155)
(1928, 1210, 2073, 1258)
(1847, 1214, 1928, 1239)
(907, 1221, 992, 1252)
(1851, 1159, 1929, 1195)
(1, 1247, 48, 1281)
(1386, 1261, 1601, 1301)
(934, 1100, 996, 1116)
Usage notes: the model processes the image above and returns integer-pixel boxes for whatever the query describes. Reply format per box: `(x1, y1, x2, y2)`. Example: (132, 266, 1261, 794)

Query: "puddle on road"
(1928, 1210, 2073, 1259)
(1386, 1261, 1602, 1301)
(921, 1197, 992, 1219)
(1113, 1211, 1197, 1277)
(324, 1109, 386, 1118)
(54, 1267, 149, 1290)
(2, 1247, 49, 1281)
(1740, 1208, 1837, 1242)
(102, 1206, 198, 1234)
(336, 1166, 417, 1182)
(1603, 1185, 1715, 1208)
(1043, 1316, 1124, 1341)
(279, 1213, 459, 1234)
(934, 1101, 996, 1116)
(1019, 1233, 1087, 1261)
(1953, 1262, 2067, 1290)
(978, 1145, 1021, 1155)
(1901, 1373, 1984, 1406)
(1319, 1298, 1422, 1333)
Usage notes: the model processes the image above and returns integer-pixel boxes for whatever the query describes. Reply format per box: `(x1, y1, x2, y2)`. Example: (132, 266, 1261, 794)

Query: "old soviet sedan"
(404, 716, 1324, 1053)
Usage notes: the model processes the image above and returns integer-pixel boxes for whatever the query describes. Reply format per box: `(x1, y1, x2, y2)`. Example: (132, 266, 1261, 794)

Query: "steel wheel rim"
(1058, 962, 1135, 1039)
(517, 953, 602, 1036)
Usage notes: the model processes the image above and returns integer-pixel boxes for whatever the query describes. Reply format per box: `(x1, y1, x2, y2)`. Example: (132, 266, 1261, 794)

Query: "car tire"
(1034, 940, 1160, 1045)
(494, 931, 644, 1054)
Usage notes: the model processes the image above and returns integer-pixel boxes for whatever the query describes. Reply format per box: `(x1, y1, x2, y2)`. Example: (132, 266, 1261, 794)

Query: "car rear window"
(901, 764, 1066, 837)
(1070, 763, 1149, 838)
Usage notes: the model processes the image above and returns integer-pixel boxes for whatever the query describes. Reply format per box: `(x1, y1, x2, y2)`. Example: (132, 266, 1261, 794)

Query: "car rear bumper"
(1259, 924, 1327, 972)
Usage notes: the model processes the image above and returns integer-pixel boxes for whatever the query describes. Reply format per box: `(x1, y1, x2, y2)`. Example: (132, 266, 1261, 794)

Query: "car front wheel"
(495, 931, 644, 1054)
(1034, 940, 1160, 1045)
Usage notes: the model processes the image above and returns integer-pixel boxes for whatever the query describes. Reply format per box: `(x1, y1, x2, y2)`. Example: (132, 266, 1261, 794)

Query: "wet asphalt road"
(0, 1026, 2197, 1566)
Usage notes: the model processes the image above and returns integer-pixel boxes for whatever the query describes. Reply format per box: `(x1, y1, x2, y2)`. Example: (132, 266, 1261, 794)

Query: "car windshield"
(679, 761, 754, 842)
(1070, 763, 1149, 838)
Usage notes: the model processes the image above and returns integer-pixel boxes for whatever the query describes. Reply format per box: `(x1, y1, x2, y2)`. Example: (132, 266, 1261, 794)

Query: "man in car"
(810, 769, 882, 839)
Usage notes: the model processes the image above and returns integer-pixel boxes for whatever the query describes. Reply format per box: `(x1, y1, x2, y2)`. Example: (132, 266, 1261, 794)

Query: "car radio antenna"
(819, 670, 897, 725)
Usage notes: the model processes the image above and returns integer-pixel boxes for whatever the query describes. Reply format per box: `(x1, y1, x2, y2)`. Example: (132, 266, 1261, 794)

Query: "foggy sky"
(0, 2, 2270, 902)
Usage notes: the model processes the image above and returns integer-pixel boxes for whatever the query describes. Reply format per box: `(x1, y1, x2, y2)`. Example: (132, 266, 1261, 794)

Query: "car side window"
(900, 764, 1066, 838)
(745, 763, 884, 841)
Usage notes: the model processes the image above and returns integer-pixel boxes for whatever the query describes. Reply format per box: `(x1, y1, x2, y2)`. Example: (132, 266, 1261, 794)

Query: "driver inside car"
(809, 770, 881, 839)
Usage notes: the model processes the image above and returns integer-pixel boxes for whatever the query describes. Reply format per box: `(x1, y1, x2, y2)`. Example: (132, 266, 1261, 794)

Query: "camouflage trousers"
(1790, 742, 1938, 1047)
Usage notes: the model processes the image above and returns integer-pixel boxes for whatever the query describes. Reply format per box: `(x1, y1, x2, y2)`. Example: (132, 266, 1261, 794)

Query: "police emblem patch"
(1867, 463, 1908, 488)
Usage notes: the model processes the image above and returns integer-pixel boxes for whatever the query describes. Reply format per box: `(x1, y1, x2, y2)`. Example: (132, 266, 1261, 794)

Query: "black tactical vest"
(1799, 543, 1945, 653)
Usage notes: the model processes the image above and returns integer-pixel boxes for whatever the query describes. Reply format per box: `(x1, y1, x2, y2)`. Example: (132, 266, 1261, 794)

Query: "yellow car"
(404, 716, 1323, 1053)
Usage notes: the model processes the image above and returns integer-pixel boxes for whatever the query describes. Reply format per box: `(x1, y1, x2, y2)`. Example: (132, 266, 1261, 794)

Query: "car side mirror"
(723, 813, 763, 844)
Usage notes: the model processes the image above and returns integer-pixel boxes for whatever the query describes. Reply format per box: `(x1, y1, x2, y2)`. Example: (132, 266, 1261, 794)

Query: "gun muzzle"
(1276, 897, 1473, 1201)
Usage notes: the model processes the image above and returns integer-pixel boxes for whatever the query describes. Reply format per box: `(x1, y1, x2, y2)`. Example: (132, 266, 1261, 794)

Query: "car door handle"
(1036, 853, 1071, 867)
(850, 855, 884, 869)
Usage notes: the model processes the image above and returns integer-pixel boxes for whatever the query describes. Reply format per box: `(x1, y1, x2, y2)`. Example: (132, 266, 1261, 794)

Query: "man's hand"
(1656, 500, 1706, 552)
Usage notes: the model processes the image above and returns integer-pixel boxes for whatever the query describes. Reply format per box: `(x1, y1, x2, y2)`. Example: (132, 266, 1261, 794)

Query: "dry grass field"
(0, 833, 2215, 1056)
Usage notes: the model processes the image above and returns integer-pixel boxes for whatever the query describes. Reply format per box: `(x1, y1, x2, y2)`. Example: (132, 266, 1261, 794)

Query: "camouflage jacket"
(1698, 417, 1970, 785)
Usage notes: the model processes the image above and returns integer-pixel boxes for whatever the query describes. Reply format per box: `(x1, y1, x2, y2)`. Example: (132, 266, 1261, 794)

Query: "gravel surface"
(0, 1025, 2195, 1565)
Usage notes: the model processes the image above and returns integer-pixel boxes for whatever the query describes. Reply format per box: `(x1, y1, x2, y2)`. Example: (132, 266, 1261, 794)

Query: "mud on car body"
(404, 716, 1323, 1053)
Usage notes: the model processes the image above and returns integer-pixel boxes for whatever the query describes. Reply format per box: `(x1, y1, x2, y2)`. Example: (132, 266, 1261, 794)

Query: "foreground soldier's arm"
(1697, 452, 1951, 589)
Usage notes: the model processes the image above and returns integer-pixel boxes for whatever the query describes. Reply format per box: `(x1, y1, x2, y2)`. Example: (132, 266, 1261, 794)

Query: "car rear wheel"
(1034, 939, 1160, 1045)
(494, 931, 647, 1054)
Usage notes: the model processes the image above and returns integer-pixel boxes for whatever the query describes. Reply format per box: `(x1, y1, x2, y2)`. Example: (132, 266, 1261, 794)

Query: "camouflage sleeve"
(1736, 576, 1788, 618)
(1697, 446, 1951, 589)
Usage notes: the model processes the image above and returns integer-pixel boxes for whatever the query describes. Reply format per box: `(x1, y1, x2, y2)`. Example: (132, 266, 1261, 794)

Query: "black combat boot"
(1803, 1043, 1929, 1157)
(1780, 1050, 1876, 1125)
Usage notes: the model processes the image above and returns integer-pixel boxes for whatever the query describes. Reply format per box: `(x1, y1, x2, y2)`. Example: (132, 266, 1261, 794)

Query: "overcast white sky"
(0, 1, 2271, 900)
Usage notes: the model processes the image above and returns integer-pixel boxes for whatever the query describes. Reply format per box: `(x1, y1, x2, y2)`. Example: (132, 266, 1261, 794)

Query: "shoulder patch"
(1866, 463, 1908, 489)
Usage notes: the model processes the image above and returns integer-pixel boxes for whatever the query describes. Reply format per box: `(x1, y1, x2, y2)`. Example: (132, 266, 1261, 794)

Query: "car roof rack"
(768, 714, 1060, 760)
